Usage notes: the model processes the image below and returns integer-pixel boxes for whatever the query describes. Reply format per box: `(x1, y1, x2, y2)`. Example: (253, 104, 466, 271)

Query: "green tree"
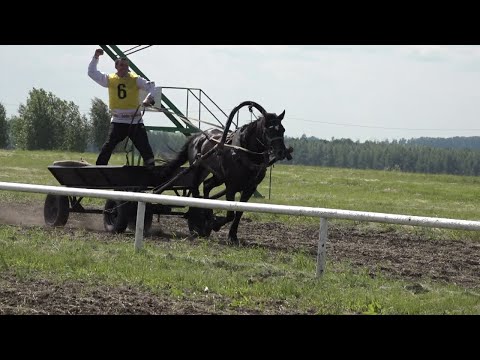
(62, 101, 90, 152)
(0, 102, 8, 148)
(14, 88, 90, 151)
(15, 88, 60, 150)
(89, 97, 110, 151)
(8, 115, 23, 149)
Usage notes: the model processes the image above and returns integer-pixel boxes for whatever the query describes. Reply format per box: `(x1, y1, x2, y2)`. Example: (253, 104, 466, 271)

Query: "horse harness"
(214, 121, 271, 171)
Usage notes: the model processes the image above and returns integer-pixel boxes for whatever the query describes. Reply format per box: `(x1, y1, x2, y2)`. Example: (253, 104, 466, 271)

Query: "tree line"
(1, 88, 108, 152)
(2, 88, 480, 176)
(0, 87, 186, 157)
(282, 136, 480, 176)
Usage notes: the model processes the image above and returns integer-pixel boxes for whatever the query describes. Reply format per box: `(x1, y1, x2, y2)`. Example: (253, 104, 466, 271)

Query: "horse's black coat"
(165, 109, 290, 244)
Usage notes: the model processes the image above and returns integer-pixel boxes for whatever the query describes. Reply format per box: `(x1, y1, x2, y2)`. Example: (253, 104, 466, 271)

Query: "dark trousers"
(96, 122, 155, 166)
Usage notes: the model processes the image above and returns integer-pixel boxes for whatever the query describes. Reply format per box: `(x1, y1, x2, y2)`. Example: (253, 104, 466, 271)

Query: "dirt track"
(1, 202, 480, 314)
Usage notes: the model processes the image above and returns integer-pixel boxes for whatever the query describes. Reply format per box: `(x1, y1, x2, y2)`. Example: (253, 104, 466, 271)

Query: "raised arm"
(87, 49, 109, 88)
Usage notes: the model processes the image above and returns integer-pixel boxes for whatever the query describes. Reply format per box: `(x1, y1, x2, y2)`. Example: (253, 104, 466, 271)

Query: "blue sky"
(1, 45, 480, 142)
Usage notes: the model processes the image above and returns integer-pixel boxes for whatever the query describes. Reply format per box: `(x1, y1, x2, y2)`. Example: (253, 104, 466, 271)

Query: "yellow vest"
(107, 73, 140, 109)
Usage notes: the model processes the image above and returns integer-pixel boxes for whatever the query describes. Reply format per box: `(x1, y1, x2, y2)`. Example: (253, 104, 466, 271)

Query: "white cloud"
(3, 45, 480, 141)
(398, 45, 480, 61)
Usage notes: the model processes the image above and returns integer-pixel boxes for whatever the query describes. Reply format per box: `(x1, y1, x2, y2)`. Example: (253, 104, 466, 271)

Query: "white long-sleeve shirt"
(88, 57, 157, 124)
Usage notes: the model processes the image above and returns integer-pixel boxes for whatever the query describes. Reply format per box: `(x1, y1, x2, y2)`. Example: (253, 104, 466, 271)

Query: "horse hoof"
(227, 236, 239, 245)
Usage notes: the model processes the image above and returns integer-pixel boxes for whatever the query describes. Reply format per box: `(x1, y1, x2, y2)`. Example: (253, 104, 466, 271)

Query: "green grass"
(3, 149, 480, 219)
(256, 165, 480, 219)
(1, 225, 479, 314)
(2, 149, 480, 314)
(2, 148, 480, 240)
(253, 165, 480, 241)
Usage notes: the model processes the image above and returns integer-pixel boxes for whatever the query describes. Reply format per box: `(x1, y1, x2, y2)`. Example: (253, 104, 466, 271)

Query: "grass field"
(3, 149, 480, 218)
(1, 149, 480, 314)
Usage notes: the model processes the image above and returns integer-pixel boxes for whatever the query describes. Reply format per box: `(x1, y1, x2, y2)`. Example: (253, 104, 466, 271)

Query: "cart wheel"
(187, 207, 213, 237)
(103, 199, 128, 234)
(44, 194, 70, 227)
(127, 204, 154, 234)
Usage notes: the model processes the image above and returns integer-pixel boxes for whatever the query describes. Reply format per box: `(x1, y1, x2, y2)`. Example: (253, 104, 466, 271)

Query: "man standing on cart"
(88, 48, 157, 168)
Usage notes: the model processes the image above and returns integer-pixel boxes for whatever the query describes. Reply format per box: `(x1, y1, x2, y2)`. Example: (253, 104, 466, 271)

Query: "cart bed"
(48, 164, 194, 191)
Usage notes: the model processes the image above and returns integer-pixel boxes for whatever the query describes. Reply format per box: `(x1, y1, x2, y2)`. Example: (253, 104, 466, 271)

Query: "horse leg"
(190, 167, 209, 198)
(211, 189, 236, 233)
(187, 168, 208, 238)
(227, 187, 256, 245)
(203, 175, 223, 199)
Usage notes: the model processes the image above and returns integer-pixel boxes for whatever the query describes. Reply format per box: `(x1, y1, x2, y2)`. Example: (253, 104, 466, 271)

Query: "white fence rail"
(2, 181, 480, 277)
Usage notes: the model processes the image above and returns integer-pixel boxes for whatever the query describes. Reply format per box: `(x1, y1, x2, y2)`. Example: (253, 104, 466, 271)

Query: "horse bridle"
(264, 124, 285, 144)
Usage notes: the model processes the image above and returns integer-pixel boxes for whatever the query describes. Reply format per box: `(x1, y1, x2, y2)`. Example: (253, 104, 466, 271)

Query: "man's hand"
(142, 96, 155, 107)
(94, 49, 104, 59)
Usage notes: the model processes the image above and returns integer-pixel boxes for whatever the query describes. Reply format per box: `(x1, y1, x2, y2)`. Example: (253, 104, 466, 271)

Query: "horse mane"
(237, 116, 263, 134)
(232, 115, 266, 148)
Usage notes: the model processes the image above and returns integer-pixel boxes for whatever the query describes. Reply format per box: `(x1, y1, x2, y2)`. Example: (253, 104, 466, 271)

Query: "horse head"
(263, 110, 289, 161)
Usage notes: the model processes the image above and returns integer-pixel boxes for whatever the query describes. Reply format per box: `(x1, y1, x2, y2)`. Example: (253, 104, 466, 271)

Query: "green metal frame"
(97, 45, 265, 198)
(99, 45, 199, 136)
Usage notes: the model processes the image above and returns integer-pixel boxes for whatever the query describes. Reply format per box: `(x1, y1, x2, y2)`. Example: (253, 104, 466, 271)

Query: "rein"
(206, 135, 269, 157)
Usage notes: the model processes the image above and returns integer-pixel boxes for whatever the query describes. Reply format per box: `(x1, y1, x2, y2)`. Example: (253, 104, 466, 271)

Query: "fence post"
(316, 217, 328, 277)
(134, 201, 146, 251)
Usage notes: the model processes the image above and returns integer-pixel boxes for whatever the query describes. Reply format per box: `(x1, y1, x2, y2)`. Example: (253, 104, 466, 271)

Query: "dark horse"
(163, 101, 292, 244)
